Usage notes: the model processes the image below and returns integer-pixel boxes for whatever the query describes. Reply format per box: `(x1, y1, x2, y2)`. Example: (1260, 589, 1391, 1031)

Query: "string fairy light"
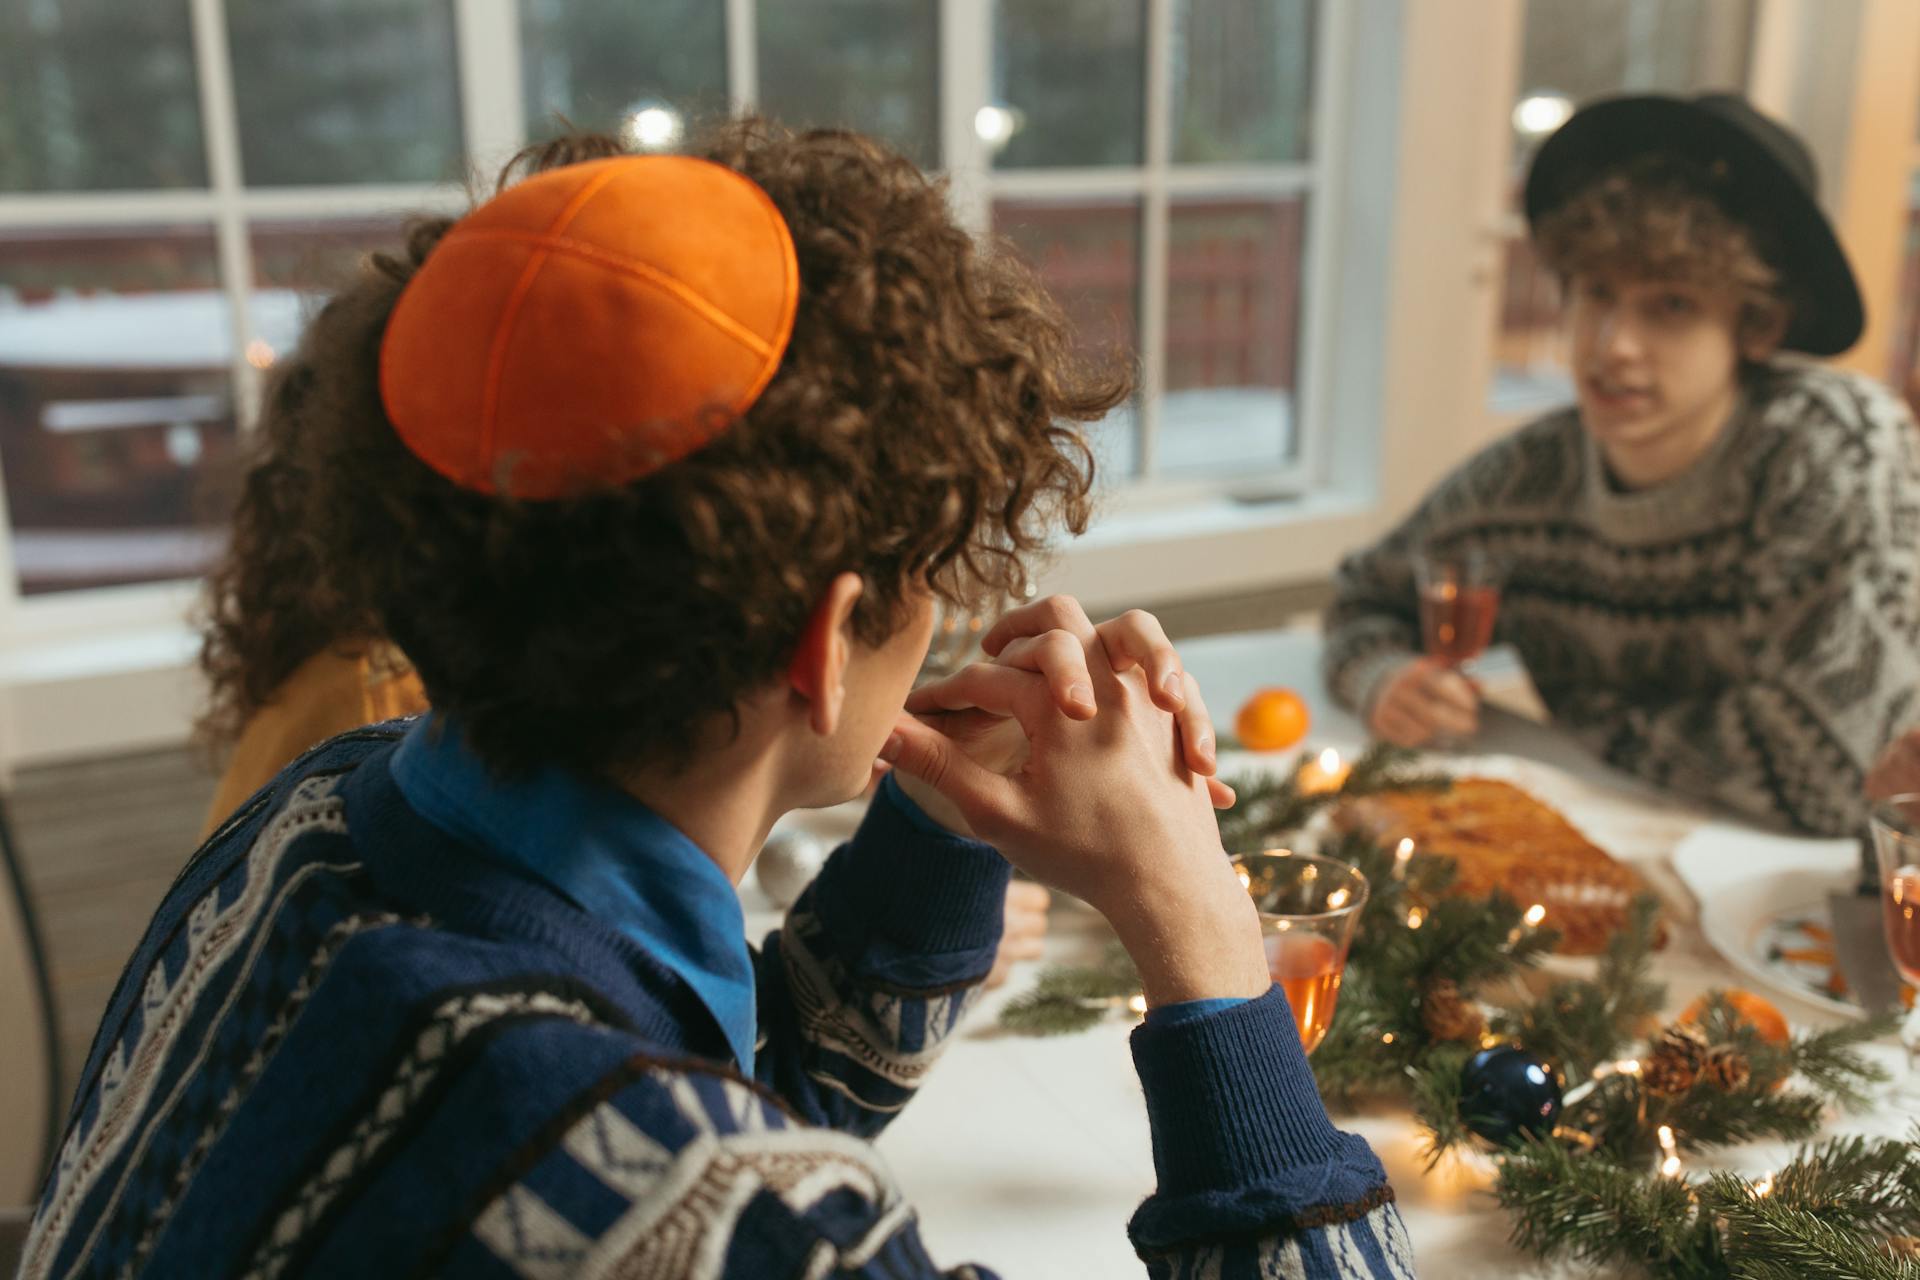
(1392, 838, 1416, 880)
(1657, 1124, 1683, 1179)
(1508, 903, 1549, 945)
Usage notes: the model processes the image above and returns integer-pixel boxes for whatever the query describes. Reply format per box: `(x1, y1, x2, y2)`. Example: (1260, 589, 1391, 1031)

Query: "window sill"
(1040, 482, 1386, 611)
(1, 620, 204, 774)
(0, 480, 1396, 769)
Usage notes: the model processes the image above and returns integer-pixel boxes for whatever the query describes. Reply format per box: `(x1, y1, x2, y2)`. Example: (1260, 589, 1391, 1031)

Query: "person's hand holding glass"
(1366, 546, 1502, 749)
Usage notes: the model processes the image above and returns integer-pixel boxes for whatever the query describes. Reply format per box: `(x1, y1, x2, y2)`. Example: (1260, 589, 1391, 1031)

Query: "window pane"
(993, 198, 1142, 481)
(0, 227, 235, 595)
(249, 216, 411, 371)
(520, 0, 728, 145)
(990, 0, 1145, 169)
(1515, 0, 1754, 163)
(1171, 0, 1316, 165)
(1160, 196, 1304, 475)
(1895, 174, 1920, 386)
(0, 0, 206, 192)
(225, 0, 464, 186)
(1495, 0, 1756, 407)
(757, 0, 940, 170)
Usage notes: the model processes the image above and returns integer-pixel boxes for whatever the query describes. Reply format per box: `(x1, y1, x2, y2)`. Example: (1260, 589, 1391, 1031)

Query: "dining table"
(744, 625, 1914, 1280)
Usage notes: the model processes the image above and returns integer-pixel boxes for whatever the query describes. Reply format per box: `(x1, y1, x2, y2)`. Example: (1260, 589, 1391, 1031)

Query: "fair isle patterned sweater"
(23, 726, 1412, 1279)
(1325, 363, 1920, 837)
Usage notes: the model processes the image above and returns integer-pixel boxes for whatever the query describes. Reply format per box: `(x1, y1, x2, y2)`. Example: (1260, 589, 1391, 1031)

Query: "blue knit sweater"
(22, 724, 1412, 1279)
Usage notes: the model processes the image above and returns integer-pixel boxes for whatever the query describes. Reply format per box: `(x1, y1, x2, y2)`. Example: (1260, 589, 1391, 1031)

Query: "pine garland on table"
(996, 743, 1912, 1274)
(1499, 1129, 1920, 1279)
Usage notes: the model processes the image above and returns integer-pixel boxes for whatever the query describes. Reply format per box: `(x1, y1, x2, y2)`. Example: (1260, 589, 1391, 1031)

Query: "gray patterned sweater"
(1324, 363, 1920, 836)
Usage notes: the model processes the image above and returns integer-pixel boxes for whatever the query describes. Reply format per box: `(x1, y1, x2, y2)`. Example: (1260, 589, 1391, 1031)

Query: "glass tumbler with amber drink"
(1231, 851, 1369, 1054)
(1415, 545, 1500, 669)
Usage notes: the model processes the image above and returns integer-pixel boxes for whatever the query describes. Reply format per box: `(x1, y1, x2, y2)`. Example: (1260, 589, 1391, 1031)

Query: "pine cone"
(1703, 1044, 1751, 1092)
(1886, 1236, 1920, 1260)
(1419, 978, 1486, 1042)
(1643, 1022, 1710, 1097)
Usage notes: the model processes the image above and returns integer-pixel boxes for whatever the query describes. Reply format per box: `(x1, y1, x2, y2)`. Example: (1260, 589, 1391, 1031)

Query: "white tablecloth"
(747, 628, 1912, 1279)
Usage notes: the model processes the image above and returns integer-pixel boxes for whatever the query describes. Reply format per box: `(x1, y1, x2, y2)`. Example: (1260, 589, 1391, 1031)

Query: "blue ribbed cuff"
(879, 772, 957, 836)
(804, 778, 1011, 988)
(1143, 997, 1248, 1028)
(1128, 986, 1390, 1249)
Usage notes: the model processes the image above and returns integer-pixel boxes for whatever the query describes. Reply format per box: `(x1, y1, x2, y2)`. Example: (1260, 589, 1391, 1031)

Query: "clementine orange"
(1680, 988, 1790, 1047)
(1235, 688, 1311, 753)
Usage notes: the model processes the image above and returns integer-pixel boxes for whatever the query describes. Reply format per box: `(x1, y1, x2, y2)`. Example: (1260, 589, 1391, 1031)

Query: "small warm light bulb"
(1126, 994, 1148, 1016)
(1406, 907, 1426, 930)
(1753, 1172, 1774, 1197)
(1235, 865, 1252, 891)
(1616, 1059, 1642, 1077)
(1318, 747, 1341, 774)
(1661, 1155, 1683, 1178)
(1381, 1032, 1396, 1045)
(1524, 903, 1547, 928)
(244, 338, 275, 369)
(1325, 888, 1351, 910)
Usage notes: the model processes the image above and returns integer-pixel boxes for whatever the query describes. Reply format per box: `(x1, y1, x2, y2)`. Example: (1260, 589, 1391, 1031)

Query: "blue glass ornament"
(1459, 1046, 1564, 1146)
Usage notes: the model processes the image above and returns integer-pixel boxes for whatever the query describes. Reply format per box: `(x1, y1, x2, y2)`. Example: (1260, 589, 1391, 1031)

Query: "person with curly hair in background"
(1325, 94, 1920, 839)
(25, 121, 1411, 1279)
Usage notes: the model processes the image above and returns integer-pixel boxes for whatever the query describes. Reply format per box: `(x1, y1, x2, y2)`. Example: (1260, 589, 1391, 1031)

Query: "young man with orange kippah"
(25, 125, 1411, 1279)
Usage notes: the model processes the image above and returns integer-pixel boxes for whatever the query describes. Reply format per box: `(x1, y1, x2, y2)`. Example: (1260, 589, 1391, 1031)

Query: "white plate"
(1670, 822, 1865, 1018)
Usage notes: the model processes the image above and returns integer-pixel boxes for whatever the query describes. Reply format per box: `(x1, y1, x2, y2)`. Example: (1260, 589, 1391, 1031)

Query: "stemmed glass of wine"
(1868, 795, 1920, 1099)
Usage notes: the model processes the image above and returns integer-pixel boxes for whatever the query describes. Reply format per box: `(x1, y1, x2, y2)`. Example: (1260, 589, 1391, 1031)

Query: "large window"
(0, 0, 462, 600)
(987, 0, 1321, 484)
(0, 0, 1333, 601)
(1491, 0, 1758, 411)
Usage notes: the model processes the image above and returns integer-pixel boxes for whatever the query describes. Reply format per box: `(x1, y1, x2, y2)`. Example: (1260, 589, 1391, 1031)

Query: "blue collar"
(389, 714, 756, 1074)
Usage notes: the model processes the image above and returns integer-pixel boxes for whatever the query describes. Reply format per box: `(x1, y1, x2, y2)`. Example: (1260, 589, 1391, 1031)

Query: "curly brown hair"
(1533, 152, 1790, 347)
(198, 120, 1127, 776)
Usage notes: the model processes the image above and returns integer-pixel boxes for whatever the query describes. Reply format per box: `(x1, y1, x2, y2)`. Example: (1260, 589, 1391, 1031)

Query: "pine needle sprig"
(1500, 894, 1665, 1081)
(1406, 1044, 1475, 1168)
(1494, 1136, 1715, 1277)
(995, 943, 1140, 1036)
(1698, 1131, 1920, 1242)
(1700, 1183, 1920, 1280)
(1786, 1015, 1899, 1110)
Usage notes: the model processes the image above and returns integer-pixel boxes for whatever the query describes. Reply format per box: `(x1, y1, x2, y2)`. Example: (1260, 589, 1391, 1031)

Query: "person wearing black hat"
(1323, 93, 1920, 837)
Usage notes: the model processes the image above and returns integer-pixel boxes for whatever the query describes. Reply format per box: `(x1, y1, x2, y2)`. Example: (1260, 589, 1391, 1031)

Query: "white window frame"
(2, 0, 1910, 771)
(940, 0, 1342, 507)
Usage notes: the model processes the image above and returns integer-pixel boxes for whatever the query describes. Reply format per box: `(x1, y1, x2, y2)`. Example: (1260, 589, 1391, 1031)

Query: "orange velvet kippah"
(379, 155, 799, 498)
